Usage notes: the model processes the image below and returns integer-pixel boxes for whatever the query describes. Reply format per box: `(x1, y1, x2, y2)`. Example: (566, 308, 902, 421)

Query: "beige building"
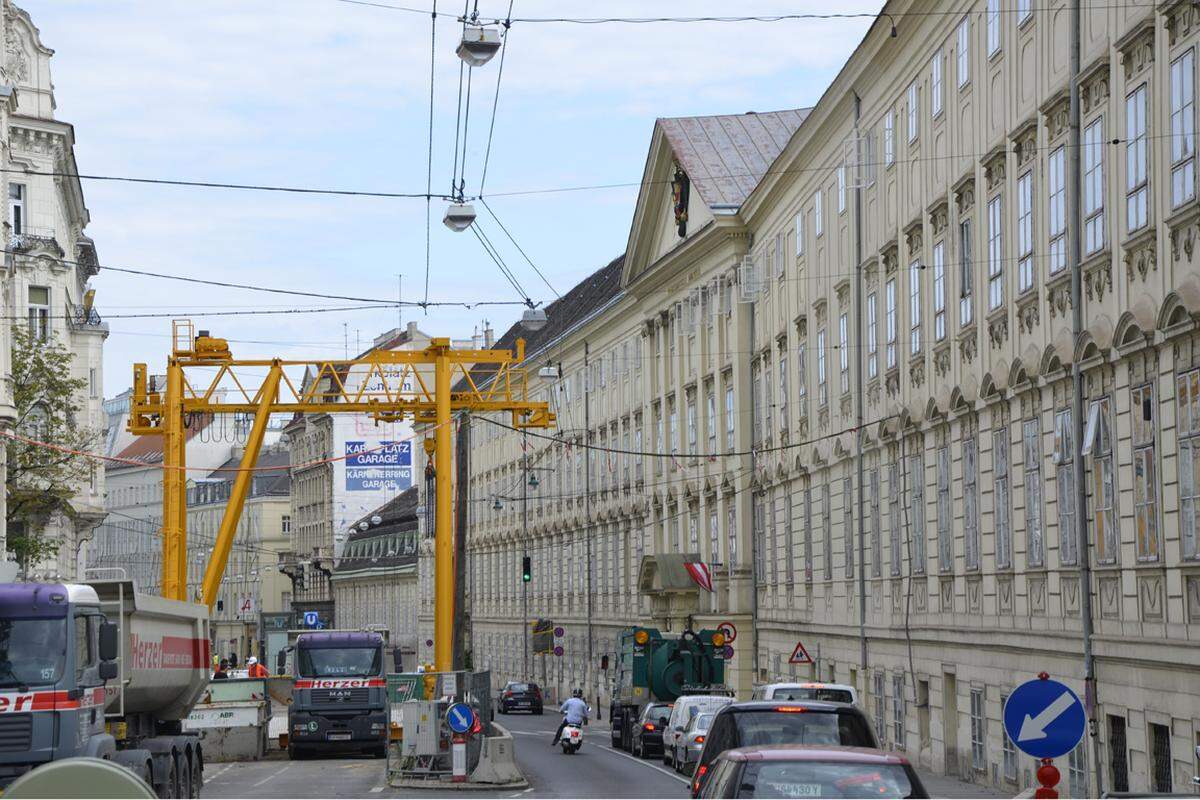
(188, 443, 292, 662)
(454, 1, 1200, 795)
(1, 1, 107, 580)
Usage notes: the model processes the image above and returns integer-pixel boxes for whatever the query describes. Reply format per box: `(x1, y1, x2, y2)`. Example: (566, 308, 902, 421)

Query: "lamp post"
(522, 430, 529, 683)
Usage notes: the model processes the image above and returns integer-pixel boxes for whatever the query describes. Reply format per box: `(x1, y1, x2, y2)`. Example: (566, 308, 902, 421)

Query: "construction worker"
(247, 656, 269, 678)
(213, 660, 230, 680)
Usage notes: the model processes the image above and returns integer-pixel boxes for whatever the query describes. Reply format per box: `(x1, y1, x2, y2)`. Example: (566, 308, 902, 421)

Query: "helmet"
(247, 657, 257, 666)
(572, 688, 583, 698)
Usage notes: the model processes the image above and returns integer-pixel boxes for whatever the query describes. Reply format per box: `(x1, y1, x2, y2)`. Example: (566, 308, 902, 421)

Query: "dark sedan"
(697, 745, 929, 799)
(691, 701, 879, 796)
(497, 681, 543, 715)
(630, 702, 674, 758)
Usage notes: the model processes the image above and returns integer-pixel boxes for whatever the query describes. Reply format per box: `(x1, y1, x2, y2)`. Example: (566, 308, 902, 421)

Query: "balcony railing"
(66, 301, 104, 330)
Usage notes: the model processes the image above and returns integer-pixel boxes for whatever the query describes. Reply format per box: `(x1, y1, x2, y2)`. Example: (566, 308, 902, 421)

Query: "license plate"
(517, 702, 529, 706)
(769, 784, 822, 798)
(327, 732, 352, 741)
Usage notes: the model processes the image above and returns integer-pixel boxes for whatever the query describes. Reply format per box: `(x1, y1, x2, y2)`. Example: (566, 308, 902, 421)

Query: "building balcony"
(9, 227, 64, 258)
(66, 300, 106, 332)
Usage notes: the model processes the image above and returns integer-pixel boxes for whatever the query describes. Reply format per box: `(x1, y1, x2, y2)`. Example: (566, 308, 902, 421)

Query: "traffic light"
(522, 556, 531, 583)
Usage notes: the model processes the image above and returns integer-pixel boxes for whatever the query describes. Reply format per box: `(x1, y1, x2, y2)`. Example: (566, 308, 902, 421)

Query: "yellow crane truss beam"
(128, 321, 554, 673)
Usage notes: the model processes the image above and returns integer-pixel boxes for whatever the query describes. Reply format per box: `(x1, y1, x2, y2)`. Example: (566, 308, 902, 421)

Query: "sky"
(19, 0, 882, 394)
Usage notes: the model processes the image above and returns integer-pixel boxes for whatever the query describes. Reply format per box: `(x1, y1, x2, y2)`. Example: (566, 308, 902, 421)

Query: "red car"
(696, 745, 929, 799)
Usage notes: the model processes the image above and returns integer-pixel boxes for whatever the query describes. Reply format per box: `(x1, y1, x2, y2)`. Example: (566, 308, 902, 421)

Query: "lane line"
(369, 786, 385, 793)
(251, 764, 291, 788)
(597, 744, 690, 786)
(205, 763, 236, 782)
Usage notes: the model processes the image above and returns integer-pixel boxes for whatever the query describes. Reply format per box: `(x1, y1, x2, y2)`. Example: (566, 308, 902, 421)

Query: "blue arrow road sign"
(446, 703, 475, 734)
(1003, 678, 1086, 760)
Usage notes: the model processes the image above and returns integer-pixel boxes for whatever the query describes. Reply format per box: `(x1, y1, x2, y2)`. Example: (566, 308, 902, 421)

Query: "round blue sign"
(446, 702, 475, 734)
(1002, 678, 1086, 760)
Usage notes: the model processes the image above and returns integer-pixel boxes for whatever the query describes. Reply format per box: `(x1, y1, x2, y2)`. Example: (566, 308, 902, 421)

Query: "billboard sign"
(345, 440, 413, 491)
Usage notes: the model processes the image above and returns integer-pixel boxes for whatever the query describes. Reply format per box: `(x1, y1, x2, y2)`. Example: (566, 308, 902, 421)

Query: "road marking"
(205, 763, 236, 782)
(251, 764, 291, 788)
(598, 744, 690, 786)
(369, 787, 385, 793)
(504, 788, 534, 798)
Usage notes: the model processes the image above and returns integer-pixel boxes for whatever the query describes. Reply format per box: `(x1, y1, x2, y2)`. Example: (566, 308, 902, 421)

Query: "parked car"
(750, 682, 859, 706)
(697, 745, 929, 799)
(629, 702, 674, 758)
(497, 681, 543, 715)
(676, 712, 715, 773)
(665, 694, 735, 769)
(690, 701, 879, 797)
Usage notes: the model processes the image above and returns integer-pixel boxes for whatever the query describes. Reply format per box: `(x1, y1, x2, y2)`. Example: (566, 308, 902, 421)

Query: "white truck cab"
(750, 682, 859, 706)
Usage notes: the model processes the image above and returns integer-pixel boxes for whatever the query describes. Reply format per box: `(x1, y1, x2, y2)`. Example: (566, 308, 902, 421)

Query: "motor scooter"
(560, 722, 584, 754)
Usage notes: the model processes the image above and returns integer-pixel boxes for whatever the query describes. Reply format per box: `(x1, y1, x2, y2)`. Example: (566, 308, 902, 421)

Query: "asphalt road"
(200, 712, 689, 799)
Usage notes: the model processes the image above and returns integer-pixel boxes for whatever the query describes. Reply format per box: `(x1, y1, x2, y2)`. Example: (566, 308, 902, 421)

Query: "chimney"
(407, 321, 418, 341)
(484, 322, 494, 348)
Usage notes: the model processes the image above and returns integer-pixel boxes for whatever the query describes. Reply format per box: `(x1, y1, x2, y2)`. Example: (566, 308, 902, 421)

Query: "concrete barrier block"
(468, 723, 525, 786)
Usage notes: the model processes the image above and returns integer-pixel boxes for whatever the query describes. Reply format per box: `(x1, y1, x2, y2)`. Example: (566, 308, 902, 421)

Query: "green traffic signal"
(522, 555, 531, 583)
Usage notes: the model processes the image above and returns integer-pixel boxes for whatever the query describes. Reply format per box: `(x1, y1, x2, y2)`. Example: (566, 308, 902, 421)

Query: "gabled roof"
(659, 109, 811, 209)
(112, 415, 214, 466)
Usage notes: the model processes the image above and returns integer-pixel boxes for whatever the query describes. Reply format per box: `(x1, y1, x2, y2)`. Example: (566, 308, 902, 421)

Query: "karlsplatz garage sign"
(345, 440, 412, 491)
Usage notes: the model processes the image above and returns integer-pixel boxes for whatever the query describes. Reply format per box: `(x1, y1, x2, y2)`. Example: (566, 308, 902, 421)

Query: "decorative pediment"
(953, 174, 976, 215)
(835, 279, 851, 307)
(1017, 292, 1040, 335)
(1165, 0, 1199, 46)
(904, 220, 924, 258)
(881, 241, 900, 275)
(987, 309, 1009, 349)
(1084, 254, 1113, 301)
(1040, 88, 1070, 142)
(1080, 56, 1111, 116)
(928, 198, 950, 237)
(909, 357, 926, 389)
(933, 343, 951, 378)
(813, 298, 828, 326)
(1116, 17, 1156, 81)
(1010, 118, 1039, 167)
(1124, 228, 1157, 283)
(794, 313, 808, 339)
(983, 145, 1007, 192)
(863, 257, 880, 290)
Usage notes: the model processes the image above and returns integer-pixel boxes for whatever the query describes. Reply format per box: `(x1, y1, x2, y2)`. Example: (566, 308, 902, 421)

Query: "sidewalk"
(917, 767, 1009, 799)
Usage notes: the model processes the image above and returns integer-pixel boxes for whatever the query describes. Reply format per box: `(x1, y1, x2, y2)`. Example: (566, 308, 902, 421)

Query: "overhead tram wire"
(478, 198, 558, 299)
(469, 221, 530, 304)
(476, 0, 514, 199)
(424, 0, 439, 309)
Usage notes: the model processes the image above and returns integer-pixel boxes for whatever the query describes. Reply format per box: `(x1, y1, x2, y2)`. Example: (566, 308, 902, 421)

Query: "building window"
(282, 515, 291, 536)
(785, 488, 795, 586)
(931, 51, 943, 117)
(838, 313, 849, 394)
(1087, 398, 1118, 565)
(987, 195, 1003, 310)
(1055, 409, 1078, 565)
(686, 392, 697, 455)
(28, 286, 49, 341)
(910, 453, 926, 574)
(775, 232, 785, 279)
(1132, 384, 1159, 561)
(906, 81, 919, 143)
(1068, 743, 1089, 798)
(1150, 722, 1173, 793)
(725, 385, 735, 453)
(817, 327, 827, 407)
(986, 0, 1000, 56)
(884, 111, 895, 166)
(964, 438, 979, 570)
(843, 477, 854, 575)
(1171, 49, 1195, 208)
(1126, 84, 1149, 232)
(889, 462, 902, 577)
(706, 388, 717, 451)
(1001, 694, 1017, 781)
(1179, 369, 1200, 559)
(1108, 714, 1130, 793)
(995, 427, 1012, 569)
(837, 165, 846, 214)
(762, 363, 773, 440)
(873, 672, 886, 744)
(909, 259, 921, 355)
(89, 367, 98, 399)
(8, 183, 24, 235)
(1048, 146, 1067, 274)
(1024, 418, 1044, 568)
(727, 504, 738, 571)
(709, 510, 719, 565)
(957, 17, 970, 87)
(1017, 171, 1034, 293)
(778, 356, 788, 428)
(797, 344, 807, 406)
(937, 446, 951, 572)
(932, 241, 945, 341)
(814, 190, 823, 237)
(804, 485, 813, 582)
(885, 278, 897, 369)
(817, 482, 831, 581)
(795, 212, 804, 256)
(870, 468, 881, 578)
(959, 218, 973, 325)
(892, 674, 906, 749)
(866, 292, 878, 379)
(1083, 117, 1105, 254)
(1018, 0, 1032, 23)
(970, 688, 986, 772)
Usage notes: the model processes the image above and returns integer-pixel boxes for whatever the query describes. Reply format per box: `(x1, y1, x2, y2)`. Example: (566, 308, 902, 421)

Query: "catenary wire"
(479, 198, 559, 299)
(477, 1, 514, 198)
(424, 0, 439, 308)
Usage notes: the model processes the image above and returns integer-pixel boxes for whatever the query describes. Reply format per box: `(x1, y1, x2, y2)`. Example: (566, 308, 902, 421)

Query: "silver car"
(677, 713, 715, 774)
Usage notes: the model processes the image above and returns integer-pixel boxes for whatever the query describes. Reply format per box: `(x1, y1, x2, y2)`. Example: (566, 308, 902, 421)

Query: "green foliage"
(6, 325, 97, 571)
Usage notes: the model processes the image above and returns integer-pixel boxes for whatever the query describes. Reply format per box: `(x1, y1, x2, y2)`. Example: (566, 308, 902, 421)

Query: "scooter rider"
(551, 688, 589, 746)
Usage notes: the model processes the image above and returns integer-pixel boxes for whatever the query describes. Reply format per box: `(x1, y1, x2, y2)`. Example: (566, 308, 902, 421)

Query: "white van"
(750, 682, 859, 706)
(663, 695, 734, 769)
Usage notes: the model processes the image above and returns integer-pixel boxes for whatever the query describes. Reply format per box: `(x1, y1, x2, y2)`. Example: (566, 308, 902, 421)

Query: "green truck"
(608, 627, 728, 752)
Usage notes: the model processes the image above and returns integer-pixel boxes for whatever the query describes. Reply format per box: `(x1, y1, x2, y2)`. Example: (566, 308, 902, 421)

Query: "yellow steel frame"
(129, 320, 554, 672)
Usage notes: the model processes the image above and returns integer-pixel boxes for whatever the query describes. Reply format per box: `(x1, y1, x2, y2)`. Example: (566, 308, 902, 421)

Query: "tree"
(7, 325, 97, 574)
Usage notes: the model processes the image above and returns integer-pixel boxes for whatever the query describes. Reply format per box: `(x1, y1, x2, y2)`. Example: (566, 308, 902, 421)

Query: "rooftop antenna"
(397, 274, 403, 331)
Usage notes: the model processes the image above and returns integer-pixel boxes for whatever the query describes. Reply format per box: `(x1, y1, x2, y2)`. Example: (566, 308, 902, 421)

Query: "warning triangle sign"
(788, 641, 813, 665)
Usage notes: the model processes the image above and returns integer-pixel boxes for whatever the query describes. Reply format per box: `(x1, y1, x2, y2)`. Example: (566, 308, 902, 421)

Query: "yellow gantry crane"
(128, 320, 554, 672)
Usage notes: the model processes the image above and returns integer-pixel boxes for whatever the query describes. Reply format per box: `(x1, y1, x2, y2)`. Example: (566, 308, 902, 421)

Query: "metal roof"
(657, 109, 810, 208)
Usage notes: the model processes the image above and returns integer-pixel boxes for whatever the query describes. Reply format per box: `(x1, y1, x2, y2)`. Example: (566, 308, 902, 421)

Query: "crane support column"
(161, 360, 188, 601)
(433, 339, 454, 672)
(201, 364, 283, 610)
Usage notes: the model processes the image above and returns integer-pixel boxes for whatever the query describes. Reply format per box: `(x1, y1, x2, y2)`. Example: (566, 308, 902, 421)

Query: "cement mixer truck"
(0, 580, 210, 798)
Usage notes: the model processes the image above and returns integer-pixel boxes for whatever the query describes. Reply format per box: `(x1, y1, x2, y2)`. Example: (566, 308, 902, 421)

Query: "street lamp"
(520, 307, 548, 331)
(528, 473, 539, 489)
(443, 202, 476, 232)
(492, 497, 503, 511)
(456, 24, 502, 66)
